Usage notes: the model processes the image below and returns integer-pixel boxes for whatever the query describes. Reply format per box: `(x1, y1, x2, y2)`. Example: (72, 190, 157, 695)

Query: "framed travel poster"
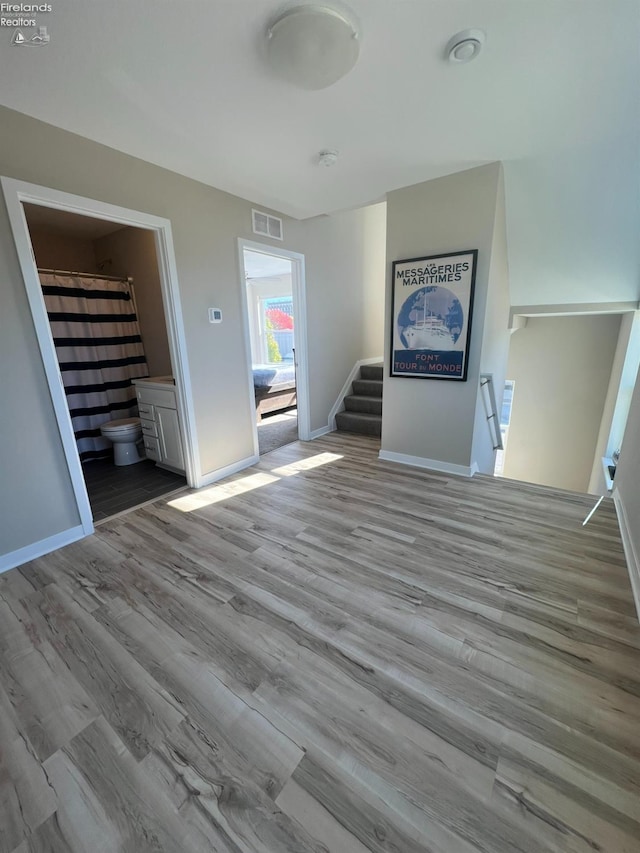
(390, 249, 477, 381)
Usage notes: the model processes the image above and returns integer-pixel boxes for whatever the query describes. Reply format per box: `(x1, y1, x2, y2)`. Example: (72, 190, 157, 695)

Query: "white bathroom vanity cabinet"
(133, 377, 185, 473)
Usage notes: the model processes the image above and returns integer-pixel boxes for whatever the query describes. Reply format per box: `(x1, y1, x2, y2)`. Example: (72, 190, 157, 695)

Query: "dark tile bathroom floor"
(83, 458, 187, 521)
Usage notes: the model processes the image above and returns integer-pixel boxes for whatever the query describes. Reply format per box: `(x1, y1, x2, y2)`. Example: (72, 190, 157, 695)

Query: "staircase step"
(335, 411, 382, 437)
(360, 364, 384, 381)
(352, 378, 383, 398)
(344, 394, 382, 415)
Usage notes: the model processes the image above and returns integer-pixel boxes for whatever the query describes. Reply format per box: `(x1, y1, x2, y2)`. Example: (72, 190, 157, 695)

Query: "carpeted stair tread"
(352, 378, 383, 397)
(335, 411, 382, 437)
(360, 364, 384, 381)
(335, 363, 383, 437)
(344, 394, 382, 415)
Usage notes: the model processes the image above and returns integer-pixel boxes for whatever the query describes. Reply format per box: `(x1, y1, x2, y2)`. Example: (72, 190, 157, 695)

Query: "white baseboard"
(0, 524, 87, 575)
(613, 491, 640, 622)
(328, 355, 383, 430)
(378, 450, 477, 478)
(309, 425, 333, 440)
(197, 454, 259, 488)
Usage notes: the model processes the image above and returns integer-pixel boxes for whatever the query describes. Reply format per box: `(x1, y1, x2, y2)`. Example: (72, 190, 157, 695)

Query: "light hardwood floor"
(1, 433, 639, 853)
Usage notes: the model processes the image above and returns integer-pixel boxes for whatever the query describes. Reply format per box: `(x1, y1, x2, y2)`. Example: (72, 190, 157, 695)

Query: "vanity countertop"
(133, 376, 175, 387)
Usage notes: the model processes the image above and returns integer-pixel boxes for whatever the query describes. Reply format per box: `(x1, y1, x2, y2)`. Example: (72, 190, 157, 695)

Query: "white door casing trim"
(1, 176, 200, 549)
(237, 238, 310, 450)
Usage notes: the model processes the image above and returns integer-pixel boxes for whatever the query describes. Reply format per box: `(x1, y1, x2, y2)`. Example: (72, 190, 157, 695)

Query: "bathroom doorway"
(23, 206, 187, 520)
(3, 178, 197, 539)
(238, 240, 310, 455)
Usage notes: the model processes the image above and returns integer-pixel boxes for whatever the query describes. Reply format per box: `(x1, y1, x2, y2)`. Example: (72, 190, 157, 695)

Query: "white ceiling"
(2, 0, 637, 220)
(244, 250, 292, 279)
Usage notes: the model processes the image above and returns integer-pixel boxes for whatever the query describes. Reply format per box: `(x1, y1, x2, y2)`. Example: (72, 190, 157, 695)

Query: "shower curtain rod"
(37, 267, 133, 284)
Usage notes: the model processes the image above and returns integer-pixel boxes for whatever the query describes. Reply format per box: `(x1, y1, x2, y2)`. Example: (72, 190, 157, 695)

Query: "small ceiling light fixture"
(446, 29, 485, 64)
(266, 4, 360, 90)
(318, 149, 339, 167)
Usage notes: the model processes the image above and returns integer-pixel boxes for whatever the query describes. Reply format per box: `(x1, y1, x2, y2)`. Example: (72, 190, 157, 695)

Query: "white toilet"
(99, 417, 143, 466)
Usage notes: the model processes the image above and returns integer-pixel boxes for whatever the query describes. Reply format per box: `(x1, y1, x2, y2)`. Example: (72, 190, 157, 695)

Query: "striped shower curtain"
(40, 273, 149, 462)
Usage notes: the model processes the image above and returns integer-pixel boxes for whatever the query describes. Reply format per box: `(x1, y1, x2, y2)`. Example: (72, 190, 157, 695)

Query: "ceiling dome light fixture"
(266, 5, 360, 90)
(446, 29, 485, 64)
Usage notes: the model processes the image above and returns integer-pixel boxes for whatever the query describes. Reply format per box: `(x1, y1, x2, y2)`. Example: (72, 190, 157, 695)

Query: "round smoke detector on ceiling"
(266, 5, 360, 90)
(446, 29, 485, 64)
(318, 149, 339, 167)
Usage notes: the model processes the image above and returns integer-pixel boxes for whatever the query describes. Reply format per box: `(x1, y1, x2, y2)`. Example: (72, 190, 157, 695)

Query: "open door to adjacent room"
(239, 240, 309, 455)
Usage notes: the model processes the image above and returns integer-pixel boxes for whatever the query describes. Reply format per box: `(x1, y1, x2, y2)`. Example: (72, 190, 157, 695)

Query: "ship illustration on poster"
(398, 286, 463, 353)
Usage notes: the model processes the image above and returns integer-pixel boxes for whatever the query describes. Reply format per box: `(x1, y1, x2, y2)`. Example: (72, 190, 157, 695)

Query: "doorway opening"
(238, 240, 309, 456)
(3, 177, 198, 544)
(23, 205, 188, 520)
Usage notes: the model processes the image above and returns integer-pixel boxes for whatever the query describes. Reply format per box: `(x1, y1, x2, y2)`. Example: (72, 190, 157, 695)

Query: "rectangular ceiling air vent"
(252, 209, 283, 241)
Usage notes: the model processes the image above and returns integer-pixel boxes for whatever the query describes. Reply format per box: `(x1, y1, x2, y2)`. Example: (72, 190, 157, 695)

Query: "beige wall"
(382, 163, 506, 470)
(28, 226, 98, 272)
(471, 165, 511, 474)
(94, 227, 172, 377)
(503, 314, 621, 492)
(359, 202, 387, 359)
(615, 364, 640, 610)
(607, 314, 640, 459)
(289, 202, 387, 427)
(0, 211, 82, 548)
(0, 106, 385, 561)
(588, 313, 639, 494)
